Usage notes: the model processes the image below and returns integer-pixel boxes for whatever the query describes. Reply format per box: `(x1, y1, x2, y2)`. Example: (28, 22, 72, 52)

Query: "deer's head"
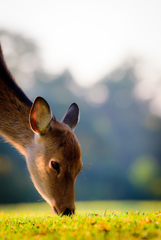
(26, 97, 82, 215)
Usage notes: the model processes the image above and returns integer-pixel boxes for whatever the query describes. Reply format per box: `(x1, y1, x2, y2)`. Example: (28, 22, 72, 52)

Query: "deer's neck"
(0, 68, 34, 156)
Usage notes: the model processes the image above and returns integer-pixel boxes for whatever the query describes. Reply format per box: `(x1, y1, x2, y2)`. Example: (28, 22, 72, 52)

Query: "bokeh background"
(1, 0, 161, 203)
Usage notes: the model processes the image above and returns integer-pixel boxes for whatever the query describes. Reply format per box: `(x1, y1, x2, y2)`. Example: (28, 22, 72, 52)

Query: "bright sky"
(1, 0, 161, 88)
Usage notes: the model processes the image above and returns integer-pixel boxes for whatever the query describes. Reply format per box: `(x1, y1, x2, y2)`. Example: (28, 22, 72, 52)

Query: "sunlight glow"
(1, 0, 161, 87)
(86, 84, 109, 105)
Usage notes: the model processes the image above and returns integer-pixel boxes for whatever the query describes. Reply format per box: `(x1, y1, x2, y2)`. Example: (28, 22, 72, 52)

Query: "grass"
(1, 201, 161, 239)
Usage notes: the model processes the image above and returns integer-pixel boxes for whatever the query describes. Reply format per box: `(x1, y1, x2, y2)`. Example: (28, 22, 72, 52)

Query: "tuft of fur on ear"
(0, 43, 12, 76)
(0, 44, 3, 57)
(29, 97, 52, 135)
(62, 103, 80, 130)
(0, 43, 8, 68)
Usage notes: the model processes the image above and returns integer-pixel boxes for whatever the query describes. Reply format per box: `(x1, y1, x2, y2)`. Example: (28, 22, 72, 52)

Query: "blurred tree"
(1, 29, 161, 203)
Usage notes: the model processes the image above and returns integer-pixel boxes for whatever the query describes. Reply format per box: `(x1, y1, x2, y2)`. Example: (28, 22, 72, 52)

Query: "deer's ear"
(62, 103, 79, 130)
(29, 97, 52, 135)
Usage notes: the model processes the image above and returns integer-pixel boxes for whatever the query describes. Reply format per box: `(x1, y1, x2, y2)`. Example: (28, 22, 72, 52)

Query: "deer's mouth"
(53, 206, 58, 215)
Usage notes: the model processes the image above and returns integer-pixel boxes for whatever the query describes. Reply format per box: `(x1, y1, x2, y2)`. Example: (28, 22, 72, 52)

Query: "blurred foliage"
(0, 30, 161, 203)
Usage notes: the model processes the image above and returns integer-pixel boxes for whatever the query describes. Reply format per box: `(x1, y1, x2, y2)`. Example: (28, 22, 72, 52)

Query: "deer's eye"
(51, 161, 60, 174)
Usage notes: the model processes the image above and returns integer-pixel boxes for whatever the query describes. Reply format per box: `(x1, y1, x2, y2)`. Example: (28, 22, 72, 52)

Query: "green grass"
(1, 201, 161, 239)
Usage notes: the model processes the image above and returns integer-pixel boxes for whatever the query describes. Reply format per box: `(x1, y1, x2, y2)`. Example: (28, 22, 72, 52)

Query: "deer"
(0, 44, 82, 216)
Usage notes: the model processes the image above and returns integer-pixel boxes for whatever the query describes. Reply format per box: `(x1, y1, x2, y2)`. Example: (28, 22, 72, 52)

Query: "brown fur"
(0, 44, 82, 215)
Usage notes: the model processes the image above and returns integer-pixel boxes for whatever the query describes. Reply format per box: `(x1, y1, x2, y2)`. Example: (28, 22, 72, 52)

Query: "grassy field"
(1, 201, 161, 239)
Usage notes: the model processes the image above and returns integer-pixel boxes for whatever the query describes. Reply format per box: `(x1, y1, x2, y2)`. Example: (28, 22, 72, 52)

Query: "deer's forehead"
(57, 134, 81, 164)
(46, 127, 81, 162)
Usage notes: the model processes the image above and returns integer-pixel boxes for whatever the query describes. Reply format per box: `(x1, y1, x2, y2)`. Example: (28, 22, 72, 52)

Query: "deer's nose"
(63, 208, 75, 216)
